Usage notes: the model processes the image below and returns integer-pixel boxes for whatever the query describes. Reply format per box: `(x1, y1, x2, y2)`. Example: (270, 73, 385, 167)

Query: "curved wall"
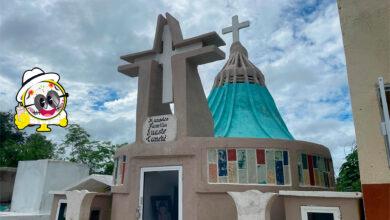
(110, 137, 335, 220)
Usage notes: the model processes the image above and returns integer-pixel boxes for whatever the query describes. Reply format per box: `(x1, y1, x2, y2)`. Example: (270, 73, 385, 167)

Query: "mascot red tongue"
(39, 108, 56, 117)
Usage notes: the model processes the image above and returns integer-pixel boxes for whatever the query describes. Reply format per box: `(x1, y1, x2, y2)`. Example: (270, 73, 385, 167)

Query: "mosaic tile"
(218, 149, 227, 176)
(208, 149, 217, 163)
(237, 150, 247, 169)
(228, 162, 237, 183)
(266, 150, 276, 184)
(298, 164, 303, 184)
(319, 171, 324, 187)
(318, 157, 325, 171)
(267, 168, 276, 184)
(256, 149, 265, 164)
(324, 172, 329, 187)
(301, 154, 308, 169)
(276, 160, 284, 185)
(257, 164, 267, 184)
(266, 150, 275, 168)
(208, 163, 217, 183)
(325, 158, 330, 172)
(228, 149, 237, 161)
(247, 149, 257, 183)
(313, 155, 318, 168)
(283, 151, 289, 165)
(284, 165, 290, 184)
(219, 176, 228, 183)
(308, 155, 315, 186)
(303, 169, 310, 185)
(114, 158, 119, 185)
(314, 169, 320, 186)
(275, 150, 283, 161)
(238, 169, 248, 184)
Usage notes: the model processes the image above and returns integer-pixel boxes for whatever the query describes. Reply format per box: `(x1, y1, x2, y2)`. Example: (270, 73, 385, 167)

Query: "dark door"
(307, 212, 334, 220)
(57, 203, 67, 220)
(90, 210, 100, 220)
(142, 170, 179, 220)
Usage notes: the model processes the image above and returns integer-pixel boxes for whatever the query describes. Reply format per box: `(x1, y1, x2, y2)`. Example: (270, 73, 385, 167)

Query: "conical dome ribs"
(208, 41, 294, 140)
(213, 42, 265, 88)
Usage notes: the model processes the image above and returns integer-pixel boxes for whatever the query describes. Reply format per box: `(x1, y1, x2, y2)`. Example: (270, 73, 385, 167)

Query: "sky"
(0, 0, 356, 173)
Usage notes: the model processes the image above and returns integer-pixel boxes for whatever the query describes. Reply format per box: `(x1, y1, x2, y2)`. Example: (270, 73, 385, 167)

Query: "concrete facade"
(337, 0, 390, 219)
(0, 168, 17, 203)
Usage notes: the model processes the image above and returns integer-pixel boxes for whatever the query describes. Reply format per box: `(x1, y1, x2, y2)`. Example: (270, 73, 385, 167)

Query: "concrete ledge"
(279, 190, 362, 198)
(0, 212, 49, 220)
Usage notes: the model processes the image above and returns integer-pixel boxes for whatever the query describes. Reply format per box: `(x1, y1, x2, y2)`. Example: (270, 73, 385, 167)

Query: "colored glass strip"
(283, 151, 288, 165)
(207, 148, 291, 186)
(120, 155, 127, 185)
(298, 153, 332, 188)
(256, 149, 265, 164)
(308, 155, 315, 186)
(228, 149, 236, 161)
(275, 160, 284, 185)
(113, 158, 119, 185)
(218, 149, 227, 176)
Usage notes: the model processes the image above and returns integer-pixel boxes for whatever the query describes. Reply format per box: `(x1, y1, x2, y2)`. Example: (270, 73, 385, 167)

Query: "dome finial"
(222, 15, 250, 43)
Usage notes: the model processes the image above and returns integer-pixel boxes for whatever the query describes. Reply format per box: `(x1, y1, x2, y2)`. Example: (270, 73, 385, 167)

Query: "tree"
(59, 124, 119, 174)
(336, 146, 361, 192)
(0, 111, 56, 167)
(1, 111, 120, 174)
(18, 133, 55, 162)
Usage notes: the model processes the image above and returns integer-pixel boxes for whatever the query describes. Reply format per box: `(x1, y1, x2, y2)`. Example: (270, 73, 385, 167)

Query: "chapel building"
(49, 13, 362, 220)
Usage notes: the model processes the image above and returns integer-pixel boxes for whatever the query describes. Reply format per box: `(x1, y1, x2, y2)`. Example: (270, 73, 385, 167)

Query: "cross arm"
(239, 21, 250, 29)
(118, 63, 139, 77)
(222, 26, 233, 34)
(120, 49, 156, 63)
(174, 31, 225, 49)
(177, 45, 225, 66)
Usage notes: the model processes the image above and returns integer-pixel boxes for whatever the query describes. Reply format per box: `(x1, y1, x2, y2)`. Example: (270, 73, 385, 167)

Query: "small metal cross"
(222, 15, 250, 42)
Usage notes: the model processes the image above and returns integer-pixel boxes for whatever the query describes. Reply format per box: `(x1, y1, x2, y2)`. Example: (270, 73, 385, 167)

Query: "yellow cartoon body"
(15, 68, 68, 132)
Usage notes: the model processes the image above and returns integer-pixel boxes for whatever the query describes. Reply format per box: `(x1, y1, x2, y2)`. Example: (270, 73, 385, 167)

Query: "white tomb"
(0, 160, 88, 220)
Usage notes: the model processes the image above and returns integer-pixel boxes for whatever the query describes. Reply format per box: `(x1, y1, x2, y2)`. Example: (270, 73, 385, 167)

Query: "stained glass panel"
(207, 148, 291, 186)
(298, 153, 332, 188)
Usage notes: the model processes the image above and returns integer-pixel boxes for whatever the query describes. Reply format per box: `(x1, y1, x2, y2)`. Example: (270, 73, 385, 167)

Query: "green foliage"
(1, 111, 121, 175)
(0, 112, 55, 167)
(336, 147, 361, 192)
(58, 124, 119, 174)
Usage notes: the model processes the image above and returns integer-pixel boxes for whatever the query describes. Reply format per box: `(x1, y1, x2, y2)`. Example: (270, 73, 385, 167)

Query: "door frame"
(139, 166, 183, 220)
(55, 199, 67, 220)
(300, 205, 341, 220)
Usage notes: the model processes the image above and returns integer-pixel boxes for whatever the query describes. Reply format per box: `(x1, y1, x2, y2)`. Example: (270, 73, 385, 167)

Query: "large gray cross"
(121, 24, 202, 104)
(156, 25, 202, 103)
(222, 15, 250, 42)
(118, 13, 226, 140)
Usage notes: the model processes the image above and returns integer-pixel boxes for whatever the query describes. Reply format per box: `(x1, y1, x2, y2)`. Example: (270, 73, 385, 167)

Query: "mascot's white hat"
(16, 67, 60, 102)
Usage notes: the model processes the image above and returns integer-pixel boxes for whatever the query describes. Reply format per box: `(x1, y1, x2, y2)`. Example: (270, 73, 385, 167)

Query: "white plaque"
(143, 114, 177, 143)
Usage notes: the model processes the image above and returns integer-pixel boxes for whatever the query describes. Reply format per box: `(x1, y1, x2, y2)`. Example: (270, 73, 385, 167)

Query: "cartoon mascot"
(15, 67, 68, 132)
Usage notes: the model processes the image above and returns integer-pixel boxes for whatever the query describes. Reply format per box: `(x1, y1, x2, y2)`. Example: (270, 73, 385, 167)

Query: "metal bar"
(378, 77, 390, 167)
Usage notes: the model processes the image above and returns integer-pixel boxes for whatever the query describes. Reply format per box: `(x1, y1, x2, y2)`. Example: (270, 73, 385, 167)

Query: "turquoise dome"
(207, 42, 294, 140)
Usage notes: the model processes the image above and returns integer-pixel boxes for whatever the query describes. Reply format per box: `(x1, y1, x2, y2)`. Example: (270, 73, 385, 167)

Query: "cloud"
(0, 0, 355, 174)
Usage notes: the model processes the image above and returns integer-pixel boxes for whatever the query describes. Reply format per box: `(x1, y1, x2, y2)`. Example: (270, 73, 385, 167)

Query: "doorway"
(301, 206, 341, 220)
(139, 166, 182, 220)
(55, 199, 67, 220)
